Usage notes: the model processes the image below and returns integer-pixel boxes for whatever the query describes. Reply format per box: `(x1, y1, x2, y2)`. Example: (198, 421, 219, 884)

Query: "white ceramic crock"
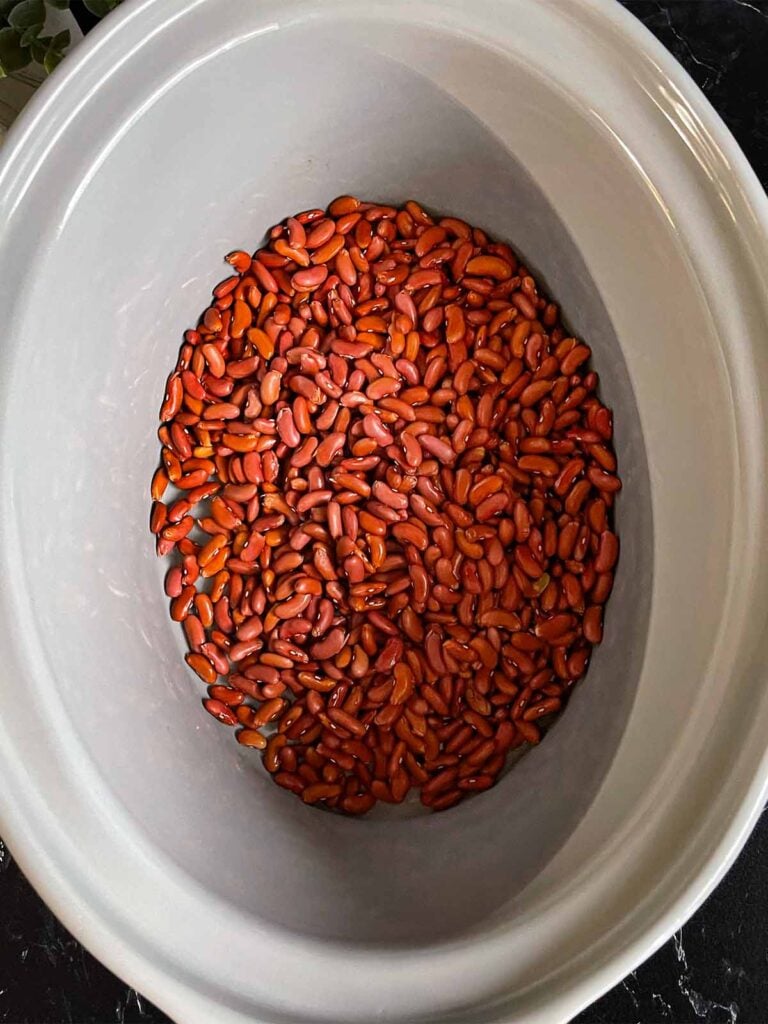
(1, 1, 768, 1021)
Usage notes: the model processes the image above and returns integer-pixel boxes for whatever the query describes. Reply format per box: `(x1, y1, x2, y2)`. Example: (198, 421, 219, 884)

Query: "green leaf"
(0, 25, 31, 73)
(83, 0, 119, 17)
(8, 0, 45, 32)
(45, 0, 70, 8)
(43, 43, 62, 73)
(19, 22, 42, 45)
(29, 35, 46, 61)
(38, 25, 66, 72)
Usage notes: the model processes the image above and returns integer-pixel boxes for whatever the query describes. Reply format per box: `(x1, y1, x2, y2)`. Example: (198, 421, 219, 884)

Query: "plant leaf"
(83, 0, 119, 17)
(51, 27, 68, 47)
(0, 0, 18, 21)
(19, 22, 42, 46)
(29, 35, 46, 61)
(0, 25, 31, 73)
(45, 0, 70, 8)
(43, 43, 62, 73)
(8, 0, 45, 32)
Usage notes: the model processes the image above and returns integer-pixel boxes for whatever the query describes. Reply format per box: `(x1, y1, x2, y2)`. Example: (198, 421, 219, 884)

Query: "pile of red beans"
(150, 196, 621, 814)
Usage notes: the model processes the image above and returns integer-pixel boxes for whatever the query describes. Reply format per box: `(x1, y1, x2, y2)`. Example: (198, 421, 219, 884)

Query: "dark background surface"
(2, 1, 768, 1022)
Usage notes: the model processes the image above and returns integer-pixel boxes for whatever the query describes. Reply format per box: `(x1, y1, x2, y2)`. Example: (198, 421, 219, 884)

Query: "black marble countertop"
(2, 1, 768, 1022)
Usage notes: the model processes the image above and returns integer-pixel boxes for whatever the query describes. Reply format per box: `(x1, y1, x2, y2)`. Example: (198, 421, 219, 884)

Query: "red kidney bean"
(594, 530, 619, 573)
